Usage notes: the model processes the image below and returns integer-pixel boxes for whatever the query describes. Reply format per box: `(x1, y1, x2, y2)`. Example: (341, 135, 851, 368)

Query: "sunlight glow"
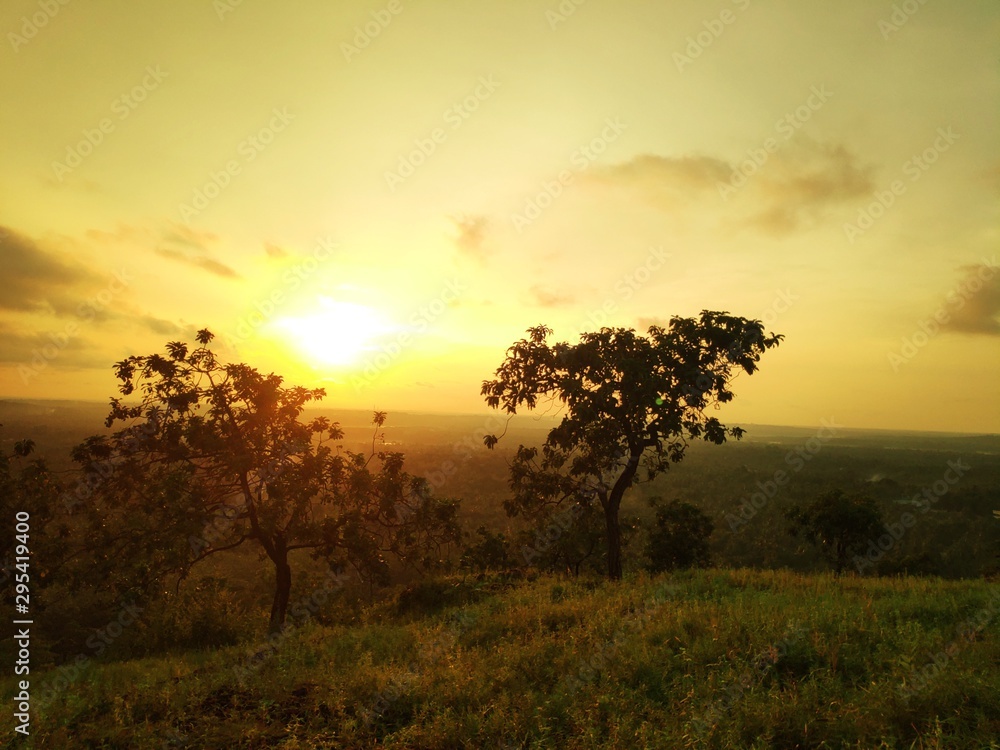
(274, 298, 390, 367)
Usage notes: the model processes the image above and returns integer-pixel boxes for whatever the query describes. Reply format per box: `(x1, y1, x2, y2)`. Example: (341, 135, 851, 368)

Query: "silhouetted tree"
(482, 312, 782, 579)
(785, 489, 884, 574)
(645, 498, 714, 572)
(0, 435, 60, 607)
(71, 330, 460, 632)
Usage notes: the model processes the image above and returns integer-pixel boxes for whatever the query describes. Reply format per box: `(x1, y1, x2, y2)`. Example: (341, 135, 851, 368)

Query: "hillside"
(5, 569, 999, 749)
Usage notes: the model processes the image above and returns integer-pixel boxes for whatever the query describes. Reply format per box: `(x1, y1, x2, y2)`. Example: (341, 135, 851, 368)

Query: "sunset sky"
(1, 0, 997, 433)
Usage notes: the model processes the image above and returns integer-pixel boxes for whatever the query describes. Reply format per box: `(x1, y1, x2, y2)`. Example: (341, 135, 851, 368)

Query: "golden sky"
(1, 0, 997, 432)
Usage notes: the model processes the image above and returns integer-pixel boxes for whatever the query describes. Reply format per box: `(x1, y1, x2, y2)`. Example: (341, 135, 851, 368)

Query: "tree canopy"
(71, 329, 460, 632)
(482, 311, 783, 579)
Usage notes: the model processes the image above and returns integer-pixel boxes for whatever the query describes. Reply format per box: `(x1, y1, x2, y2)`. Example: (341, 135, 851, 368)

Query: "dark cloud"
(154, 247, 240, 279)
(0, 225, 100, 314)
(450, 215, 489, 261)
(585, 143, 873, 235)
(0, 321, 105, 370)
(529, 285, 576, 308)
(942, 263, 1000, 336)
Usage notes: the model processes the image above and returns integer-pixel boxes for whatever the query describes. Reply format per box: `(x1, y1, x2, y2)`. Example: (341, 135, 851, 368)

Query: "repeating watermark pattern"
(725, 418, 842, 531)
(878, 0, 930, 40)
(18, 268, 133, 386)
(673, 0, 752, 72)
(897, 585, 1000, 701)
(384, 75, 500, 192)
(843, 126, 959, 243)
(361, 609, 478, 724)
(561, 584, 677, 693)
(351, 278, 467, 391)
(716, 86, 833, 200)
(887, 258, 996, 371)
(223, 236, 337, 349)
(341, 0, 404, 62)
(854, 459, 970, 573)
(51, 67, 168, 182)
(509, 117, 627, 233)
(546, 0, 588, 30)
(576, 246, 671, 331)
(214, 0, 244, 21)
(7, 0, 71, 52)
(232, 568, 351, 684)
(35, 601, 145, 711)
(691, 622, 807, 734)
(178, 107, 294, 223)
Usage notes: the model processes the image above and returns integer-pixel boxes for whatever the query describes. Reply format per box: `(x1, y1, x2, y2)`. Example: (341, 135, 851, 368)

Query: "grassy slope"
(5, 569, 1000, 749)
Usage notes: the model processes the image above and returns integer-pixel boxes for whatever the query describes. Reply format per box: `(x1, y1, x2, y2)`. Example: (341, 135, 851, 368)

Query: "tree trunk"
(605, 501, 622, 580)
(268, 545, 292, 635)
(603, 448, 641, 581)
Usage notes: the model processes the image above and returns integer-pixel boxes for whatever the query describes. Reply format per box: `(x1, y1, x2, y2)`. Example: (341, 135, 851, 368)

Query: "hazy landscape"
(3, 1, 999, 748)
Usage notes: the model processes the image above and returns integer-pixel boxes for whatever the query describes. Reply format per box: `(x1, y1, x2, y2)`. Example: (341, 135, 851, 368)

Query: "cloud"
(450, 214, 490, 261)
(265, 242, 288, 259)
(588, 154, 731, 197)
(87, 221, 238, 278)
(0, 225, 100, 315)
(747, 144, 873, 234)
(584, 142, 873, 235)
(0, 321, 105, 370)
(942, 263, 1000, 336)
(154, 247, 240, 278)
(529, 285, 576, 308)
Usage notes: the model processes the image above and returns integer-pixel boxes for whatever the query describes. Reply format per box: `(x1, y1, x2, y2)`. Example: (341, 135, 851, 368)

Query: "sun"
(274, 298, 390, 367)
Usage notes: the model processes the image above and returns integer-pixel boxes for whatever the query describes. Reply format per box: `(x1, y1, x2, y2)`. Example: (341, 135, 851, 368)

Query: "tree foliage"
(785, 489, 885, 574)
(645, 498, 714, 572)
(482, 312, 782, 579)
(71, 330, 460, 632)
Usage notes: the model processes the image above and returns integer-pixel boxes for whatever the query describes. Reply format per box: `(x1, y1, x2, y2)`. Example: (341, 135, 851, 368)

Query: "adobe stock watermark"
(878, 0, 930, 40)
(351, 278, 467, 391)
(7, 0, 71, 52)
(887, 258, 996, 371)
(898, 585, 1000, 702)
(725, 418, 842, 531)
(51, 66, 168, 182)
(18, 268, 133, 386)
(178, 107, 294, 223)
(35, 601, 144, 710)
(384, 75, 500, 192)
(854, 459, 970, 573)
(362, 609, 477, 724)
(716, 86, 833, 200)
(341, 0, 404, 62)
(576, 246, 670, 331)
(561, 584, 676, 693)
(546, 0, 588, 30)
(214, 0, 244, 21)
(673, 0, 752, 72)
(509, 117, 627, 233)
(233, 567, 351, 684)
(692, 623, 807, 734)
(843, 126, 959, 244)
(223, 236, 337, 348)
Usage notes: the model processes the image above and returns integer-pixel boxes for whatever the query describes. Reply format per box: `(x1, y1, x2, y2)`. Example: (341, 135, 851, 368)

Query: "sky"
(0, 0, 998, 433)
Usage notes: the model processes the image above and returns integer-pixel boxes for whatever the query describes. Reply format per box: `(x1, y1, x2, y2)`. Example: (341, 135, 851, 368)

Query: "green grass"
(4, 569, 999, 749)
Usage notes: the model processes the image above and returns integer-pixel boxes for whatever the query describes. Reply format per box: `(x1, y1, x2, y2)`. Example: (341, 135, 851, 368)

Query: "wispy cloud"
(0, 225, 100, 315)
(450, 214, 490, 262)
(942, 263, 1000, 336)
